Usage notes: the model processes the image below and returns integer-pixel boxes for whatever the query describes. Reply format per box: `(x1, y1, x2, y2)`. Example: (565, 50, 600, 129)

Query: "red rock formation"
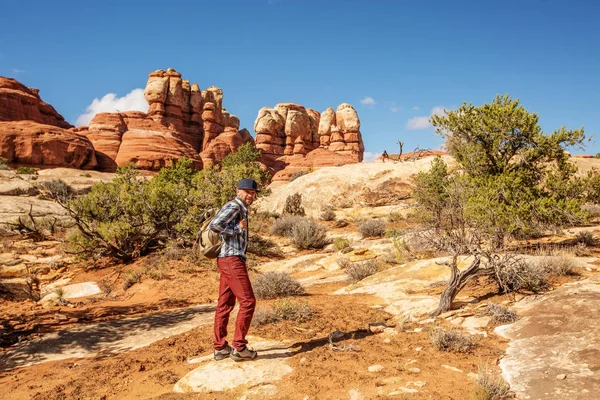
(0, 77, 72, 129)
(85, 68, 246, 171)
(255, 102, 364, 178)
(0, 121, 96, 169)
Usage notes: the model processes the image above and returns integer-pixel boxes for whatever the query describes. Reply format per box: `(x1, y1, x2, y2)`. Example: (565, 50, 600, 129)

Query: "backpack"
(196, 202, 241, 259)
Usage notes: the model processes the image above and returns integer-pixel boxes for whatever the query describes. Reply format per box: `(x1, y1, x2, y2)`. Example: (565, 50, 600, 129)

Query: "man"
(209, 178, 259, 361)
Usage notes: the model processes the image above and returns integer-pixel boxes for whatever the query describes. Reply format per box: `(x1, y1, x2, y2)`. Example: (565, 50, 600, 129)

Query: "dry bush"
(582, 203, 600, 217)
(290, 218, 329, 249)
(575, 231, 594, 246)
(486, 302, 518, 325)
(332, 219, 349, 228)
(471, 366, 511, 400)
(248, 234, 283, 258)
(252, 307, 280, 326)
(359, 219, 386, 238)
(333, 237, 351, 251)
(495, 257, 549, 293)
(162, 243, 191, 261)
(272, 297, 312, 322)
(337, 257, 353, 269)
(388, 211, 404, 222)
(537, 256, 576, 276)
(269, 215, 305, 237)
(344, 259, 381, 281)
(320, 209, 336, 221)
(122, 270, 141, 290)
(429, 328, 474, 353)
(250, 211, 279, 234)
(283, 193, 305, 216)
(253, 271, 305, 299)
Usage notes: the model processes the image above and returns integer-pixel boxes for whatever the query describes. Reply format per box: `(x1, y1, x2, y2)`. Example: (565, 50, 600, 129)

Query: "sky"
(1, 0, 599, 162)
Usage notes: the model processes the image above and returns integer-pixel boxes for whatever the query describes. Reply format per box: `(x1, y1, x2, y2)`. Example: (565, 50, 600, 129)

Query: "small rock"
(353, 248, 368, 255)
(414, 347, 423, 352)
(369, 322, 387, 334)
(408, 367, 421, 374)
(300, 357, 307, 364)
(556, 374, 567, 380)
(586, 267, 592, 272)
(381, 376, 402, 385)
(442, 365, 463, 373)
(55, 313, 68, 321)
(348, 388, 364, 400)
(368, 365, 384, 373)
(383, 327, 398, 334)
(383, 338, 391, 344)
(413, 328, 423, 333)
(411, 381, 427, 387)
(418, 318, 435, 325)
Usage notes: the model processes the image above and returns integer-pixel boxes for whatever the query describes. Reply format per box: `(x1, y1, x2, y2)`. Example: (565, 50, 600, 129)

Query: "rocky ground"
(1, 160, 599, 399)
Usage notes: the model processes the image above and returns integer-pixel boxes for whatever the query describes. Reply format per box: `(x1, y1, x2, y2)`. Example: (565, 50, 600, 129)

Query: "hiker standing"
(382, 150, 389, 163)
(209, 178, 259, 361)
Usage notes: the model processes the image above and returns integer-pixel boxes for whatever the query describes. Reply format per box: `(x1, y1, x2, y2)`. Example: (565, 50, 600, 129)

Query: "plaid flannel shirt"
(209, 197, 248, 259)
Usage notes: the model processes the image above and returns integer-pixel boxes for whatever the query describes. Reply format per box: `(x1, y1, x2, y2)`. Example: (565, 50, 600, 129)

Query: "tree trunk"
(430, 256, 481, 317)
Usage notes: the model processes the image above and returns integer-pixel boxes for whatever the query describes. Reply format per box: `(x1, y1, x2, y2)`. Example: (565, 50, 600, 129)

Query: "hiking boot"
(230, 346, 257, 361)
(213, 345, 232, 361)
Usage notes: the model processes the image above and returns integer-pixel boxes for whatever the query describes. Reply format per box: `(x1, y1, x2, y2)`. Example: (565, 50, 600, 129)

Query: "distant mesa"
(0, 70, 363, 176)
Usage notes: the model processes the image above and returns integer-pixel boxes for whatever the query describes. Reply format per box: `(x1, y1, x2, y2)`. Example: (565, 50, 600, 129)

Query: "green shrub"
(333, 237, 351, 251)
(388, 211, 404, 222)
(253, 271, 305, 299)
(16, 166, 38, 175)
(283, 193, 305, 216)
(358, 219, 386, 238)
(290, 218, 328, 249)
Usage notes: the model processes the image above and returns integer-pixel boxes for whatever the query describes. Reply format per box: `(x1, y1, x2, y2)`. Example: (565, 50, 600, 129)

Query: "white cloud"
(362, 151, 379, 162)
(390, 106, 400, 112)
(360, 96, 376, 106)
(407, 116, 431, 130)
(406, 106, 447, 130)
(411, 106, 420, 111)
(12, 68, 25, 74)
(76, 88, 147, 126)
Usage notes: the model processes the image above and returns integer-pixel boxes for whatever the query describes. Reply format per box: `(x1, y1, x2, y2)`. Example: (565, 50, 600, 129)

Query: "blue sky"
(1, 0, 599, 160)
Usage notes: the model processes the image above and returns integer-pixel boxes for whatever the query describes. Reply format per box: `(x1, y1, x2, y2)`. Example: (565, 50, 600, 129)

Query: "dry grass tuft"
(429, 328, 474, 353)
(252, 271, 305, 299)
(486, 302, 518, 325)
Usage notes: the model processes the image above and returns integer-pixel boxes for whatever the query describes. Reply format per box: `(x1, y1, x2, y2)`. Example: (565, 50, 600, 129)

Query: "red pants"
(213, 256, 256, 351)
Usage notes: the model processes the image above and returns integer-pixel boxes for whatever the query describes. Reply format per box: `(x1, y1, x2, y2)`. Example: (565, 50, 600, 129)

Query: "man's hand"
(239, 219, 248, 230)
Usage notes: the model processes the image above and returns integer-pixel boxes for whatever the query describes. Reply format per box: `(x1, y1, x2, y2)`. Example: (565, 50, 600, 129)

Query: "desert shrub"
(122, 270, 141, 290)
(358, 219, 386, 238)
(252, 271, 305, 299)
(289, 170, 309, 182)
(251, 307, 280, 326)
(345, 259, 380, 281)
(429, 328, 474, 352)
(248, 234, 283, 258)
(471, 366, 511, 400)
(283, 193, 305, 216)
(269, 215, 305, 237)
(495, 257, 549, 293)
(336, 257, 352, 269)
(388, 211, 404, 222)
(250, 211, 279, 234)
(58, 150, 270, 261)
(38, 179, 74, 202)
(16, 166, 37, 175)
(320, 209, 336, 221)
(486, 302, 518, 324)
(290, 218, 328, 249)
(0, 157, 8, 170)
(273, 298, 312, 322)
(332, 219, 349, 228)
(538, 256, 576, 276)
(575, 231, 594, 246)
(582, 204, 600, 217)
(333, 237, 351, 251)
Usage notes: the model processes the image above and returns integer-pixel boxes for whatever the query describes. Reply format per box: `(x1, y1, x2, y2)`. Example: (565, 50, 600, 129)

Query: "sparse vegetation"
(486, 302, 518, 325)
(358, 219, 386, 238)
(471, 366, 511, 400)
(388, 211, 404, 222)
(248, 234, 283, 258)
(16, 166, 38, 175)
(272, 297, 312, 322)
(252, 271, 305, 299)
(537, 256, 576, 276)
(290, 218, 329, 249)
(251, 307, 280, 326)
(344, 259, 380, 281)
(283, 193, 305, 216)
(333, 236, 351, 251)
(576, 231, 594, 246)
(37, 179, 74, 202)
(429, 327, 474, 353)
(269, 215, 305, 237)
(320, 208, 336, 221)
(0, 157, 8, 170)
(122, 270, 141, 290)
